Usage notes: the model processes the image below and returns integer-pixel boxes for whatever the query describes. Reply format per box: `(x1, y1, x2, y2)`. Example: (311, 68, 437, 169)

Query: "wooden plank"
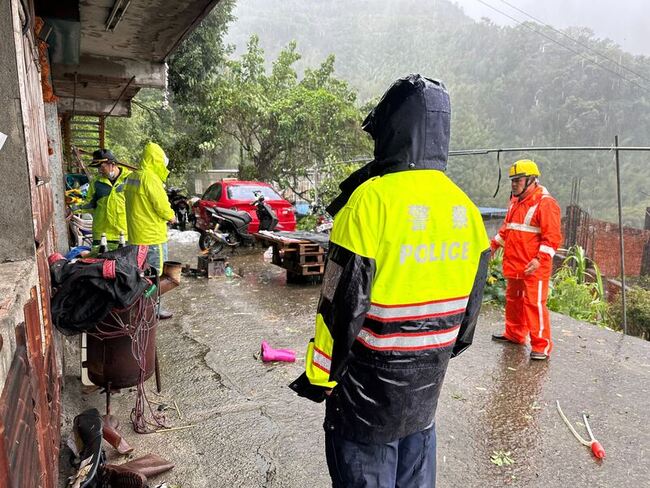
(298, 243, 322, 251)
(300, 264, 325, 275)
(253, 232, 311, 246)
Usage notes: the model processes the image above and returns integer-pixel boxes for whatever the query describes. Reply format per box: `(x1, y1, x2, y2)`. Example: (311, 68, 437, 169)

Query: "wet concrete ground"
(59, 239, 650, 487)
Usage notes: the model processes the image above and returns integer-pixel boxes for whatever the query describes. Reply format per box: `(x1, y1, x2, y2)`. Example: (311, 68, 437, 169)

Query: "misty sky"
(453, 0, 650, 56)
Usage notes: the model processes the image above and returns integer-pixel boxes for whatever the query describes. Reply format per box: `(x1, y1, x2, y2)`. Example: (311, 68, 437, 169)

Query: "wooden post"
(99, 115, 105, 149)
(61, 114, 72, 171)
(641, 241, 650, 276)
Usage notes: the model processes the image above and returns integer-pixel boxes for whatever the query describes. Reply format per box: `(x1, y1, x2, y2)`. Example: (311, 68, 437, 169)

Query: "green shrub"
(626, 275, 650, 291)
(296, 215, 318, 231)
(608, 287, 650, 340)
(547, 267, 608, 324)
(483, 249, 506, 305)
(547, 246, 608, 325)
(640, 275, 650, 291)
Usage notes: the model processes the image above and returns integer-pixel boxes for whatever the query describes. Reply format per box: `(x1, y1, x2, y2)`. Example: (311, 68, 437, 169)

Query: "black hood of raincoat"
(326, 74, 451, 216)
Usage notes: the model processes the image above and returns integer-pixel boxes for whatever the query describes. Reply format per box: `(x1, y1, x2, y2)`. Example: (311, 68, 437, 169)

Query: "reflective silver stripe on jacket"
(507, 187, 552, 234)
(366, 297, 469, 322)
(356, 325, 461, 351)
(523, 204, 538, 226)
(505, 222, 541, 233)
(312, 346, 331, 374)
(539, 244, 555, 256)
(125, 177, 141, 187)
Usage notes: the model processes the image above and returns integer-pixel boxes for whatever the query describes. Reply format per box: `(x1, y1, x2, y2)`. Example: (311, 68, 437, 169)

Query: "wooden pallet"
(254, 232, 327, 278)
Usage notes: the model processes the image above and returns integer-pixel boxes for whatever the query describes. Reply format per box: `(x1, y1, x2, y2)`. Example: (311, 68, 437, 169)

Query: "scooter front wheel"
(199, 231, 216, 251)
(208, 242, 224, 257)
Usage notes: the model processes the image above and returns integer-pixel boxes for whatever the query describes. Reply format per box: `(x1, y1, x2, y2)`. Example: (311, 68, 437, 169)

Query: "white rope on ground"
(555, 400, 591, 446)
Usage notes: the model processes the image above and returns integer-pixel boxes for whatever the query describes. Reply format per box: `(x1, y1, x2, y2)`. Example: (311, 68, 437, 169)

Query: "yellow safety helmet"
(509, 159, 540, 179)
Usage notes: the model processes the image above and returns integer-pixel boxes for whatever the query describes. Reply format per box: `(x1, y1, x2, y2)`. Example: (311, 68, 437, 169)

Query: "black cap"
(89, 149, 118, 167)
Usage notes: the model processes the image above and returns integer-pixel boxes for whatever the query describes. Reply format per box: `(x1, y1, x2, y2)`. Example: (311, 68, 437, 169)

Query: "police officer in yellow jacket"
(73, 149, 130, 247)
(290, 75, 490, 488)
(125, 142, 176, 318)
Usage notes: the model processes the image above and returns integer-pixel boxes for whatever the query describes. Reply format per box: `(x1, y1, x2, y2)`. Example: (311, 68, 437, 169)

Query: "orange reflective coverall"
(491, 185, 562, 355)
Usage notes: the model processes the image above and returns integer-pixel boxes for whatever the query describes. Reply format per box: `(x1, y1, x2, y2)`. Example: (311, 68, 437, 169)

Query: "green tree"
(168, 0, 236, 104)
(105, 89, 174, 165)
(106, 2, 237, 185)
(202, 35, 371, 182)
(227, 0, 650, 226)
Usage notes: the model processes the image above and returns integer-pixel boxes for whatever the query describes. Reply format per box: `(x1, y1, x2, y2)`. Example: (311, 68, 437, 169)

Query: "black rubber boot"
(491, 333, 519, 344)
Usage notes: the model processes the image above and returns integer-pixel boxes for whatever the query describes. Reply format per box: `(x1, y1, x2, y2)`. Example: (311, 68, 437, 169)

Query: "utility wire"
(474, 0, 650, 93)
(496, 0, 650, 87)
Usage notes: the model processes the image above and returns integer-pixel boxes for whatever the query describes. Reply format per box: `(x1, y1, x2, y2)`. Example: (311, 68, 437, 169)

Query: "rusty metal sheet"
(36, 247, 53, 350)
(44, 348, 61, 466)
(0, 339, 41, 488)
(23, 292, 57, 488)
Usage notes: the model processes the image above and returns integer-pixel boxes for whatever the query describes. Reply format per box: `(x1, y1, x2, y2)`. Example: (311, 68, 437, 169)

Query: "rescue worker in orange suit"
(490, 160, 562, 360)
(290, 75, 491, 488)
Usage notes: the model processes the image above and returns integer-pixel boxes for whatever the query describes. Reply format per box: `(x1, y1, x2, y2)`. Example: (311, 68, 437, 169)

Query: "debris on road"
(490, 450, 515, 466)
(556, 400, 606, 459)
(261, 340, 296, 362)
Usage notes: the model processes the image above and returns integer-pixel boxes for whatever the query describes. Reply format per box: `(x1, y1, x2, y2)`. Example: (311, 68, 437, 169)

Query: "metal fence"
(447, 138, 650, 335)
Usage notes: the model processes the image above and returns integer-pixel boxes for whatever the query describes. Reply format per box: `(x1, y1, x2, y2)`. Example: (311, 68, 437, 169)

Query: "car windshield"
(227, 185, 282, 201)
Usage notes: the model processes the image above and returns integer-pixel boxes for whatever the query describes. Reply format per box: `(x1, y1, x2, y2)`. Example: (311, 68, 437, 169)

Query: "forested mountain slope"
(227, 0, 650, 225)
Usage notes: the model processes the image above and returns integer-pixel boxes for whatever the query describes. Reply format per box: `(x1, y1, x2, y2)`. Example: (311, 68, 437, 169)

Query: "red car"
(194, 179, 296, 234)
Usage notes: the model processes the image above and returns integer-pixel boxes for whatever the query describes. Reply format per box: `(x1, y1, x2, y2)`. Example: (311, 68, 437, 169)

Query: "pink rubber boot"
(261, 341, 296, 362)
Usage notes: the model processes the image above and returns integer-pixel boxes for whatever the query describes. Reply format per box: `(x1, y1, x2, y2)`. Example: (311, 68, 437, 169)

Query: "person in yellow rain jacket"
(124, 142, 176, 318)
(73, 149, 131, 247)
(290, 75, 491, 488)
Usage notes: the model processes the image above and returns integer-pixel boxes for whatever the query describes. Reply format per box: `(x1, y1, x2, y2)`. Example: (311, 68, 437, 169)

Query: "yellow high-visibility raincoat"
(290, 75, 491, 444)
(75, 167, 131, 241)
(124, 142, 174, 245)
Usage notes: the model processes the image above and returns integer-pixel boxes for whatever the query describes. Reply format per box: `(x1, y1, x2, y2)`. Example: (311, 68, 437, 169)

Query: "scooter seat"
(207, 206, 252, 224)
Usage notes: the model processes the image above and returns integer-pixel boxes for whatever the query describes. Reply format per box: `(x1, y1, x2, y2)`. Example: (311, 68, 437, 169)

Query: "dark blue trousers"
(325, 424, 437, 488)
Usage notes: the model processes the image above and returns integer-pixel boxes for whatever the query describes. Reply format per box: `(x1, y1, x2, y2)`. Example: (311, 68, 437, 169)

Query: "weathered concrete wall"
(0, 260, 38, 387)
(45, 103, 69, 253)
(0, 0, 35, 262)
